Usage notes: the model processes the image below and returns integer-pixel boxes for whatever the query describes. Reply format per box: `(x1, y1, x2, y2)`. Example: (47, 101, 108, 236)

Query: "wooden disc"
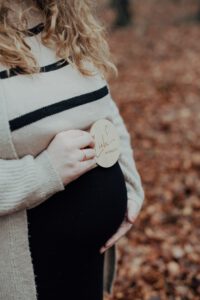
(90, 119, 121, 168)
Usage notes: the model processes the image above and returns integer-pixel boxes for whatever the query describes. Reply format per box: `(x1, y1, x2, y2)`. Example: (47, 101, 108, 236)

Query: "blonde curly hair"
(0, 0, 117, 77)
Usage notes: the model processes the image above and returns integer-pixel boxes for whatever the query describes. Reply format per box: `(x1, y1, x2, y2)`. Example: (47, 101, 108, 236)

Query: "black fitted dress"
(27, 160, 128, 300)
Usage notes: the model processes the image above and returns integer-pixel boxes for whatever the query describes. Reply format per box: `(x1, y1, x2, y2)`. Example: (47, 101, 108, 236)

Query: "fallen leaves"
(101, 0, 200, 299)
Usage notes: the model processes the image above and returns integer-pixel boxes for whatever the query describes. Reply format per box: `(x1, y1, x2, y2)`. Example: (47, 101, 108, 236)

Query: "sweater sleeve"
(0, 149, 65, 216)
(106, 90, 145, 216)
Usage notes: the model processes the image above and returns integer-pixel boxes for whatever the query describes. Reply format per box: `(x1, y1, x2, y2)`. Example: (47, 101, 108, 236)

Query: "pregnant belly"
(27, 161, 128, 251)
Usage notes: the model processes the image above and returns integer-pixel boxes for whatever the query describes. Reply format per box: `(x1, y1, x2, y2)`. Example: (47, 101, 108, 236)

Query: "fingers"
(60, 130, 95, 149)
(105, 221, 132, 247)
(78, 148, 96, 161)
(99, 200, 139, 254)
(72, 133, 95, 149)
(99, 220, 132, 254)
(126, 199, 139, 224)
(78, 158, 98, 174)
(67, 129, 94, 138)
(64, 129, 85, 137)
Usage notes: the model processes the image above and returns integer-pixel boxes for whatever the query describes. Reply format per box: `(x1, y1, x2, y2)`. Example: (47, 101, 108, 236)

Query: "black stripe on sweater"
(25, 22, 45, 37)
(0, 59, 69, 79)
(9, 86, 109, 132)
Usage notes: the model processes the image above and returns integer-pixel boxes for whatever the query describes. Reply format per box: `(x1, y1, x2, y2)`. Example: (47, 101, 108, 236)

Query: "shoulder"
(80, 60, 108, 87)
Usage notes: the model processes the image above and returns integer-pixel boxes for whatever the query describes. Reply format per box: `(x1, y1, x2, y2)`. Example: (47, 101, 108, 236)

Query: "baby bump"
(27, 161, 128, 250)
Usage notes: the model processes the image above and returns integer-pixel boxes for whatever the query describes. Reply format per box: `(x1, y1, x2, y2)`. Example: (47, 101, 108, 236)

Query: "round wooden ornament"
(90, 119, 121, 168)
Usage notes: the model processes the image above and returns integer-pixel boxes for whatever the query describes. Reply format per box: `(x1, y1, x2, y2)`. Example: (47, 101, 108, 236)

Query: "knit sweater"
(0, 22, 144, 299)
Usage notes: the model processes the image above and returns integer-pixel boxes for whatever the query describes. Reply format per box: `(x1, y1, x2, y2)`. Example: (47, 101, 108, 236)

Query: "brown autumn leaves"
(102, 1, 200, 299)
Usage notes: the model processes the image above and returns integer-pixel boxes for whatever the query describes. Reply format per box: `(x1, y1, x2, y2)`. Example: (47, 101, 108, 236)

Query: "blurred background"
(98, 1, 200, 300)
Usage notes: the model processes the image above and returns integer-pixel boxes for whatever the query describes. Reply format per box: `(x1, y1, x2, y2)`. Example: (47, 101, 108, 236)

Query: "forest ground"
(101, 1, 200, 299)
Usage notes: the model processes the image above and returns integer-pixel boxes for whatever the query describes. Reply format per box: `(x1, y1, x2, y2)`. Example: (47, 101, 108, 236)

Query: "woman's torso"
(0, 23, 128, 248)
(0, 23, 111, 159)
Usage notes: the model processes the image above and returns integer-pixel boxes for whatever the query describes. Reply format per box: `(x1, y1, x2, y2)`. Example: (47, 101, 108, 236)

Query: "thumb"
(126, 199, 139, 224)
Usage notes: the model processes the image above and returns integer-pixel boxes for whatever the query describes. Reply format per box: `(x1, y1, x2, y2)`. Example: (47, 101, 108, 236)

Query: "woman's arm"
(91, 65, 145, 211)
(99, 86, 144, 253)
(99, 88, 145, 253)
(107, 89, 145, 216)
(0, 149, 65, 216)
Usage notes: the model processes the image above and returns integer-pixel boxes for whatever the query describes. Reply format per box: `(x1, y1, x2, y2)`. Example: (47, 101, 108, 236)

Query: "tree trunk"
(196, 0, 200, 21)
(113, 0, 132, 27)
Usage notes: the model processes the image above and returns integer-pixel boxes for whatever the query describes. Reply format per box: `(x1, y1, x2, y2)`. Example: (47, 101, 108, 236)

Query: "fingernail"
(100, 247, 106, 254)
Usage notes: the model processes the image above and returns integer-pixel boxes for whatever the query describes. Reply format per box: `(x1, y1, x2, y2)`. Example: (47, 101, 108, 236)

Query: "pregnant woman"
(0, 1, 144, 300)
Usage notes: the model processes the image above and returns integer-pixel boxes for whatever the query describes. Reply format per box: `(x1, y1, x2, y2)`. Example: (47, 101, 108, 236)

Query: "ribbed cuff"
(35, 149, 65, 196)
(26, 150, 65, 210)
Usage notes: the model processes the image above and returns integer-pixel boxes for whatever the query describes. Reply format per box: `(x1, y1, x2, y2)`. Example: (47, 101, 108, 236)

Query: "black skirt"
(27, 161, 128, 300)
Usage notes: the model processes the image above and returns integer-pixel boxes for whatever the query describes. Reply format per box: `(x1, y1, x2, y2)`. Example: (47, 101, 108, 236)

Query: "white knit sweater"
(0, 22, 144, 299)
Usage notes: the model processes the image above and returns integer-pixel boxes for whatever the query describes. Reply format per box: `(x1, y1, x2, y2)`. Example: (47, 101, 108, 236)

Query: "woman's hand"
(99, 199, 139, 254)
(46, 129, 97, 186)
